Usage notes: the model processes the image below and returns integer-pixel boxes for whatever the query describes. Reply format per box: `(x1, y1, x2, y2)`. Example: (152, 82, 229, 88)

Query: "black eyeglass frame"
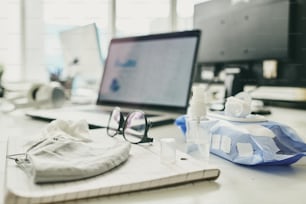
(106, 108, 153, 144)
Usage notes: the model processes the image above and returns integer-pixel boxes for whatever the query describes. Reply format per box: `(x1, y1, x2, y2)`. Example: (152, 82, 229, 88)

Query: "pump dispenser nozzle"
(187, 86, 206, 119)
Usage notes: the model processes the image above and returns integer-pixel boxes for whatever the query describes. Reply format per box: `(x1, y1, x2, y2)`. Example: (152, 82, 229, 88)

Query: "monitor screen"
(194, 0, 290, 63)
(98, 31, 200, 110)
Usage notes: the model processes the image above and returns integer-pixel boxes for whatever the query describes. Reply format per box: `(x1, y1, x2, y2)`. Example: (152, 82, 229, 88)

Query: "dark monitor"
(194, 0, 306, 99)
(194, 0, 290, 63)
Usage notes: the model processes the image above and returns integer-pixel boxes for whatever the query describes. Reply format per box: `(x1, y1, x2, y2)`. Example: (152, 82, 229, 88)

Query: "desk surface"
(1, 106, 306, 204)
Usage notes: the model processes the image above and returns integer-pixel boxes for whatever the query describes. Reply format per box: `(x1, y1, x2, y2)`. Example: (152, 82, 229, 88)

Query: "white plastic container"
(160, 138, 176, 164)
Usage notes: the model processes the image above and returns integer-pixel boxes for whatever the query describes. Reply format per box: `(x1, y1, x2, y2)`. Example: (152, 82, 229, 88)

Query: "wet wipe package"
(175, 115, 306, 165)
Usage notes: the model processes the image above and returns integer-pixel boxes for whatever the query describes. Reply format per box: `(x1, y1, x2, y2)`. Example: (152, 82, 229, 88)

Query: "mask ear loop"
(6, 137, 48, 163)
(6, 153, 27, 163)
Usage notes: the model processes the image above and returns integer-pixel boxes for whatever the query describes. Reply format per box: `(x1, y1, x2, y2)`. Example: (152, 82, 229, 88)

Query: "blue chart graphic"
(110, 78, 120, 92)
(115, 59, 137, 68)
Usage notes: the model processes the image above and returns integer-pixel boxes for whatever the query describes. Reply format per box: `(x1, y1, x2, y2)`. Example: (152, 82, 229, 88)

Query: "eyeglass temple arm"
(119, 112, 125, 127)
(142, 122, 153, 143)
(115, 112, 126, 134)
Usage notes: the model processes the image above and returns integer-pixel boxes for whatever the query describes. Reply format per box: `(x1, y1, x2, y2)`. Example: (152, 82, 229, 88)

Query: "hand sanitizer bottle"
(186, 86, 211, 162)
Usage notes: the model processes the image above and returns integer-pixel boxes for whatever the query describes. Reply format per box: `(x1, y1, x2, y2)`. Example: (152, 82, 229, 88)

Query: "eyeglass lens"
(107, 107, 122, 136)
(123, 111, 147, 143)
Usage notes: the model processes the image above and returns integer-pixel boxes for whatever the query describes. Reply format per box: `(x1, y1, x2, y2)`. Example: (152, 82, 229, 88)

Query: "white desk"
(1, 107, 306, 204)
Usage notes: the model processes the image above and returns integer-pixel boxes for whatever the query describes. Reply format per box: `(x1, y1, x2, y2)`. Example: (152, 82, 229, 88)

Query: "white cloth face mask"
(7, 119, 131, 183)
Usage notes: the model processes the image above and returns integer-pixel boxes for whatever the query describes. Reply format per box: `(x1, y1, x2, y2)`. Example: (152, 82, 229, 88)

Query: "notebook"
(26, 30, 201, 128)
(0, 136, 8, 204)
(5, 129, 220, 203)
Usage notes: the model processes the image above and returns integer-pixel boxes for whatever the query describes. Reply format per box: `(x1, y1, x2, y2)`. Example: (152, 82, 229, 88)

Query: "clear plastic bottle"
(186, 86, 211, 162)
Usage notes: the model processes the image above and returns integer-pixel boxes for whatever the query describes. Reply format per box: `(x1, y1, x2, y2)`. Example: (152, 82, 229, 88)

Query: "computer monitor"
(194, 0, 306, 98)
(60, 23, 103, 88)
(195, 0, 290, 63)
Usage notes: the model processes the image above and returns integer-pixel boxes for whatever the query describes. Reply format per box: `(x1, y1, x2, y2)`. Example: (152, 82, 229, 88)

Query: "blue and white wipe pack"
(175, 115, 306, 165)
(175, 92, 306, 166)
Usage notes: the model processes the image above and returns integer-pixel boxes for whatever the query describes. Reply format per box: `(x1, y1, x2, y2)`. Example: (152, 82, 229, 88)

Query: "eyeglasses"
(107, 107, 153, 144)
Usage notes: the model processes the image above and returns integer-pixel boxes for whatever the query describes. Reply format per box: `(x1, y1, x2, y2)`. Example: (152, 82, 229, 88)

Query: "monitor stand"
(224, 67, 246, 98)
